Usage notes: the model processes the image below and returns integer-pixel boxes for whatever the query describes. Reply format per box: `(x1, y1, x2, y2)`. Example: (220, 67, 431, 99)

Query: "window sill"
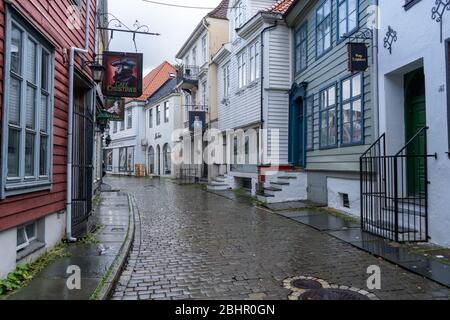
(16, 241, 46, 262)
(404, 0, 421, 11)
(4, 181, 52, 199)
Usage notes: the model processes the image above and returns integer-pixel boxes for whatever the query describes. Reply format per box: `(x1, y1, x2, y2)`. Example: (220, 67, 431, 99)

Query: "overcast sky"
(108, 0, 223, 74)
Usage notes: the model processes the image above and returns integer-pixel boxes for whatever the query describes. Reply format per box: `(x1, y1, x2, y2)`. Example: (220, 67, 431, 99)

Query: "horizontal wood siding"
(0, 0, 97, 231)
(293, 0, 374, 172)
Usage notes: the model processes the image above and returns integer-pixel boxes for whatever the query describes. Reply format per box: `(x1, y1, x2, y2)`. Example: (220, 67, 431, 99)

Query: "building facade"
(105, 61, 176, 176)
(144, 78, 182, 178)
(285, 0, 376, 212)
(175, 0, 229, 181)
(0, 0, 99, 278)
(374, 0, 450, 246)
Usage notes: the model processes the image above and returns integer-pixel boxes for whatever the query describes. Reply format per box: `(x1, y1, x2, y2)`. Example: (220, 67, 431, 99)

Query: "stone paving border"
(94, 194, 135, 300)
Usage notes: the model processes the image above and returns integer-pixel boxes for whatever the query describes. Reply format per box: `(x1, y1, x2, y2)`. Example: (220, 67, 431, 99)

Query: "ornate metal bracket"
(97, 13, 160, 52)
(383, 26, 397, 55)
(432, 0, 450, 42)
(341, 27, 373, 42)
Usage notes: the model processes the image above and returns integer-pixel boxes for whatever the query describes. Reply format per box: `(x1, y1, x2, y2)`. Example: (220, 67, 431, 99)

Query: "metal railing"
(178, 165, 199, 185)
(360, 127, 436, 242)
(177, 65, 200, 83)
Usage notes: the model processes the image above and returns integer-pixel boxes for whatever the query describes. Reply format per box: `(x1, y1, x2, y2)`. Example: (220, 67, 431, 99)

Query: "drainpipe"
(372, 0, 380, 141)
(66, 0, 92, 242)
(257, 19, 278, 191)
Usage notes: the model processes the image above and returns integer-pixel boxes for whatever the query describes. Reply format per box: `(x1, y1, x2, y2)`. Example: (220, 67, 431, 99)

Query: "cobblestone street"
(109, 176, 450, 300)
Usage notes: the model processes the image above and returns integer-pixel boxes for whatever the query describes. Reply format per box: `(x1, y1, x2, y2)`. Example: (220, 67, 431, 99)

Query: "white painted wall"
(378, 1, 450, 246)
(327, 178, 360, 218)
(145, 94, 182, 177)
(0, 228, 17, 279)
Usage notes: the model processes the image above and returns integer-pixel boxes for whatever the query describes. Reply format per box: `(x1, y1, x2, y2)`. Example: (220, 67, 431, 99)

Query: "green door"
(404, 69, 426, 196)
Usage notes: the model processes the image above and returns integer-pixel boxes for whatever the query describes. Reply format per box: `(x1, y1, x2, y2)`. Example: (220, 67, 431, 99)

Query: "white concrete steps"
(207, 175, 233, 191)
(257, 171, 308, 204)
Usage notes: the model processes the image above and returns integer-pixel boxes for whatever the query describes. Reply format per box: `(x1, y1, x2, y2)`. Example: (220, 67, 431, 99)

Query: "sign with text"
(347, 42, 369, 72)
(188, 111, 206, 132)
(104, 97, 125, 121)
(102, 51, 143, 97)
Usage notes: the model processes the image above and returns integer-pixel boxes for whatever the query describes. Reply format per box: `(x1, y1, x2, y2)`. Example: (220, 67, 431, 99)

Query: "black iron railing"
(178, 165, 199, 185)
(360, 127, 436, 242)
(177, 65, 200, 83)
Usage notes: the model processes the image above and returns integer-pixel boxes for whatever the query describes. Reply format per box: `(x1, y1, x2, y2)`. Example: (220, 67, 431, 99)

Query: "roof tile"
(267, 0, 295, 14)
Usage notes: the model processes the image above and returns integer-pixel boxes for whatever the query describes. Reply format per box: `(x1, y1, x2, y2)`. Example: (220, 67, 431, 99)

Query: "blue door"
(289, 83, 307, 167)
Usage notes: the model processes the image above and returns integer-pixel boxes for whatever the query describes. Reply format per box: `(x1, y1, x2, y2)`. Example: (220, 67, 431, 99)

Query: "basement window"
(16, 221, 37, 251)
(341, 193, 350, 208)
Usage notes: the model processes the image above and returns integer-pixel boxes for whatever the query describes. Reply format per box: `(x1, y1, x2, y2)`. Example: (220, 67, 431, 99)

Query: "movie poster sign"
(347, 42, 368, 73)
(188, 111, 206, 132)
(104, 97, 125, 121)
(102, 51, 143, 98)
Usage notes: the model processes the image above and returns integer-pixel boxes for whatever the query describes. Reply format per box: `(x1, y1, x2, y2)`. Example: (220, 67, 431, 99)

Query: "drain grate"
(299, 288, 370, 300)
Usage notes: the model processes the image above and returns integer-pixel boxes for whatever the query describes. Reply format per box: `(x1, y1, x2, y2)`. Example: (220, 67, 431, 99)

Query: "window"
(2, 13, 54, 197)
(156, 105, 161, 125)
(192, 46, 197, 66)
(202, 35, 207, 63)
(185, 54, 190, 66)
(120, 120, 124, 131)
(17, 221, 37, 251)
(249, 41, 260, 82)
(306, 95, 315, 150)
(126, 108, 132, 129)
(295, 23, 308, 73)
(105, 150, 113, 171)
(201, 81, 207, 106)
(119, 147, 134, 172)
(149, 109, 153, 128)
(341, 73, 363, 145)
(164, 101, 169, 123)
(316, 0, 332, 57)
(223, 64, 230, 98)
(113, 121, 118, 133)
(234, 1, 244, 29)
(338, 0, 358, 40)
(237, 50, 247, 88)
(163, 144, 172, 175)
(319, 84, 337, 148)
(341, 193, 350, 208)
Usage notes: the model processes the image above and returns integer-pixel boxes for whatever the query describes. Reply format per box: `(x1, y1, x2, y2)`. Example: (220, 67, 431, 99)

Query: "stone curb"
(95, 193, 136, 300)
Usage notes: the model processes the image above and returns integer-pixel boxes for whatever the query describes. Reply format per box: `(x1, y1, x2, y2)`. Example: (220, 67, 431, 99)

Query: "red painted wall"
(0, 0, 97, 231)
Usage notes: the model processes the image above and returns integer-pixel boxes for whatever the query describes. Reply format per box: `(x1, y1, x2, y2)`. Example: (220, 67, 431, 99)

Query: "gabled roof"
(146, 78, 178, 106)
(266, 0, 295, 14)
(207, 0, 229, 20)
(135, 61, 176, 101)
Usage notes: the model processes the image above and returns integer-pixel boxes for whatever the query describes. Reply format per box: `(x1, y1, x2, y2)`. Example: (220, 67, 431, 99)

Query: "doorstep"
(270, 205, 450, 288)
(7, 190, 135, 300)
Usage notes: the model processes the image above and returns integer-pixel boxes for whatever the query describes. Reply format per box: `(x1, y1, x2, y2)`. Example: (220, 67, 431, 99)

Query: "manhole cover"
(299, 288, 370, 300)
(291, 279, 323, 290)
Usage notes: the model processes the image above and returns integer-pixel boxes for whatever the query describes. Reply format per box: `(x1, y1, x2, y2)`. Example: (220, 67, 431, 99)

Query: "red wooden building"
(0, 0, 99, 278)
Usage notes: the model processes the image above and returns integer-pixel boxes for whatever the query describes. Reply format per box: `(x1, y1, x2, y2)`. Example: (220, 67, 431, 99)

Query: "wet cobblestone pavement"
(109, 176, 450, 300)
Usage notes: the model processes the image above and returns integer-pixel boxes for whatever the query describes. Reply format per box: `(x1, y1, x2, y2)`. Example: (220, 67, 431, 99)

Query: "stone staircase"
(257, 171, 307, 204)
(207, 174, 233, 191)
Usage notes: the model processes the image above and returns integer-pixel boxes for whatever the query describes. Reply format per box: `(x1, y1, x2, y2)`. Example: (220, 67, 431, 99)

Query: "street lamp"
(96, 110, 109, 133)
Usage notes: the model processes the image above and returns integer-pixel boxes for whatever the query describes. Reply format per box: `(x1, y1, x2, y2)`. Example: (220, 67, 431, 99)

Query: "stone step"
(271, 182, 290, 186)
(207, 184, 230, 191)
(382, 206, 426, 217)
(367, 220, 418, 234)
(264, 186, 282, 192)
(210, 180, 228, 186)
(278, 176, 297, 180)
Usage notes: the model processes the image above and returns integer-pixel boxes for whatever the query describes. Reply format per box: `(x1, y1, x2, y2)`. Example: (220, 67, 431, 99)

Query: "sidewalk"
(8, 190, 134, 300)
(263, 201, 450, 289)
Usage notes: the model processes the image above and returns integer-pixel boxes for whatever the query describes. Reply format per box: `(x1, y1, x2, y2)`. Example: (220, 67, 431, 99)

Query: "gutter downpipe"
(67, 0, 92, 242)
(372, 0, 380, 144)
(259, 20, 278, 165)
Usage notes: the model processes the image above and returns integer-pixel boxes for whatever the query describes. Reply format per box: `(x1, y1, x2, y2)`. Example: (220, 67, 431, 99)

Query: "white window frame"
(192, 46, 197, 66)
(234, 1, 244, 29)
(164, 101, 169, 123)
(201, 35, 207, 64)
(156, 105, 161, 126)
(16, 221, 37, 251)
(126, 108, 132, 129)
(223, 63, 230, 98)
(237, 50, 247, 89)
(149, 108, 153, 128)
(249, 41, 260, 82)
(1, 9, 54, 199)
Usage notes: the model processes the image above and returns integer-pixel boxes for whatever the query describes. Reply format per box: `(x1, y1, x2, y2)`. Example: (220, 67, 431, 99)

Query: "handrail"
(395, 126, 428, 156)
(361, 133, 385, 158)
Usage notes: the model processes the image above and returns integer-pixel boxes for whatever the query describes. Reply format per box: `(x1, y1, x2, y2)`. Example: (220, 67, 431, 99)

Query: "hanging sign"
(188, 111, 206, 132)
(347, 42, 369, 72)
(104, 97, 125, 121)
(102, 51, 143, 97)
